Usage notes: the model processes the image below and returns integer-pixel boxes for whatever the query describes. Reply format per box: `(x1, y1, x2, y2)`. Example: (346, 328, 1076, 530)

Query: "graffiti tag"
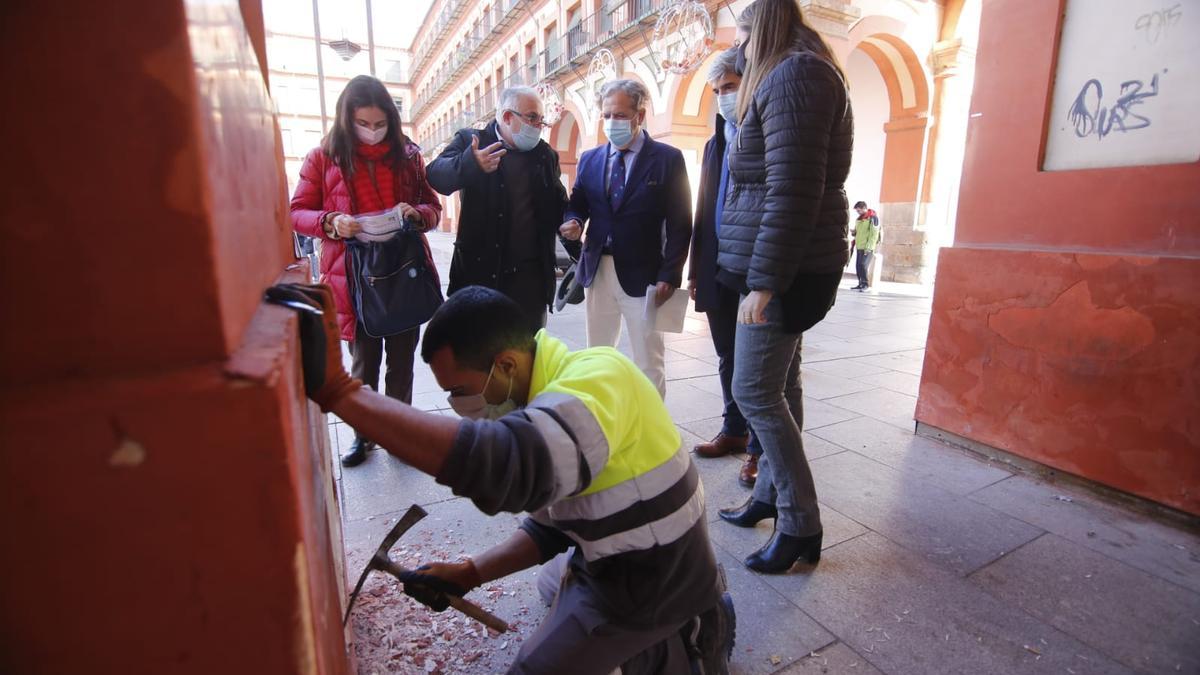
(1134, 4, 1183, 45)
(1068, 73, 1163, 140)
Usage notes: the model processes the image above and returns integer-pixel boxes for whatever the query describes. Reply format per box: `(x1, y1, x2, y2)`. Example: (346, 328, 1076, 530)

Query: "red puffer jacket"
(290, 143, 442, 341)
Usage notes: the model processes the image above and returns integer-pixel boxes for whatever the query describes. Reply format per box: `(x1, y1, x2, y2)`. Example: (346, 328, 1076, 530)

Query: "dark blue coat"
(565, 131, 692, 297)
(688, 114, 728, 314)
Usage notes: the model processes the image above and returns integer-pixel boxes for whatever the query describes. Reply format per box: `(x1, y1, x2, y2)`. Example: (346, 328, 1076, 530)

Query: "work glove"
(398, 561, 482, 612)
(264, 283, 362, 411)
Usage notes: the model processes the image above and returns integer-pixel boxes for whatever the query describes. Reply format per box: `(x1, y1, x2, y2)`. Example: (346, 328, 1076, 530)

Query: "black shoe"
(686, 590, 736, 675)
(744, 530, 823, 574)
(341, 437, 375, 467)
(850, 283, 864, 290)
(718, 498, 777, 528)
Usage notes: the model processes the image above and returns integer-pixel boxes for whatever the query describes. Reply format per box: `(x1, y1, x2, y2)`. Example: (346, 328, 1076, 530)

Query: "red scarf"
(349, 141, 398, 213)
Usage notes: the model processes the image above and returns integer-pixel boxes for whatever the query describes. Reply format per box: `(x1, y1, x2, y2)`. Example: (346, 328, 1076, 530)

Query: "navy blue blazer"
(689, 114, 728, 314)
(565, 131, 692, 298)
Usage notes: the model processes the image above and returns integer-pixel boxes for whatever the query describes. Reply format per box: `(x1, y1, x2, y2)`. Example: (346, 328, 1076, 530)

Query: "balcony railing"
(419, 69, 536, 155)
(415, 0, 676, 146)
(544, 0, 669, 80)
(410, 0, 469, 79)
(411, 0, 529, 119)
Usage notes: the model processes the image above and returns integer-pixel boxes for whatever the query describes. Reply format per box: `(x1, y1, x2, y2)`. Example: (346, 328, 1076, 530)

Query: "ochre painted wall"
(0, 1, 349, 672)
(917, 0, 1200, 514)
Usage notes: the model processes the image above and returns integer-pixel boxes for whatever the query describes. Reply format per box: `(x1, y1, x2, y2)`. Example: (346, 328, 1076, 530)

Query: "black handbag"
(346, 230, 443, 338)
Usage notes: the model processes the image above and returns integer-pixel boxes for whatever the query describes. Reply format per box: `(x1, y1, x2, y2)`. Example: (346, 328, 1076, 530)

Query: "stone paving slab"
(776, 641, 885, 674)
(803, 358, 891, 379)
(759, 533, 1134, 675)
(824, 388, 917, 432)
(800, 369, 879, 400)
(802, 397, 863, 431)
(971, 476, 1200, 594)
(811, 417, 1012, 496)
(339, 450, 457, 522)
(809, 451, 1044, 575)
(707, 502, 870, 562)
(852, 369, 921, 397)
(970, 533, 1200, 674)
(712, 547, 837, 675)
(664, 381, 728, 424)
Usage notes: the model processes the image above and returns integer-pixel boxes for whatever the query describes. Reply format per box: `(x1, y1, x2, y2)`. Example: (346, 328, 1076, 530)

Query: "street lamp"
(327, 38, 363, 61)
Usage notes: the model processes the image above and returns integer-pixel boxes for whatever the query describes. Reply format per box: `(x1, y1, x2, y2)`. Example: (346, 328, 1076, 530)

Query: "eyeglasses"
(507, 109, 548, 129)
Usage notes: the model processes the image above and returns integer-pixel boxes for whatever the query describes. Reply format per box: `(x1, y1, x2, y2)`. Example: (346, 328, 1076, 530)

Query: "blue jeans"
(733, 295, 821, 537)
(855, 248, 874, 287)
(705, 283, 763, 456)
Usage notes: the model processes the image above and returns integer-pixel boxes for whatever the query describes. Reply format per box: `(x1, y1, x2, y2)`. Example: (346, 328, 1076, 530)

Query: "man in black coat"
(427, 86, 571, 330)
(688, 49, 762, 487)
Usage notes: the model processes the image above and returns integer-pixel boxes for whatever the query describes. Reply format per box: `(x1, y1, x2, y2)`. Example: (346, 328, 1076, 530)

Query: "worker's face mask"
(447, 363, 517, 421)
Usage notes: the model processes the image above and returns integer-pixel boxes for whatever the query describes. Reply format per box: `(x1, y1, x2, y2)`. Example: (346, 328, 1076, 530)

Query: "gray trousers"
(734, 296, 822, 537)
(348, 324, 418, 409)
(511, 555, 690, 675)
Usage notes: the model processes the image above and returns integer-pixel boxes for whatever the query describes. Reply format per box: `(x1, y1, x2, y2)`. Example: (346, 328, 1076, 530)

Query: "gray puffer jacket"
(718, 51, 853, 291)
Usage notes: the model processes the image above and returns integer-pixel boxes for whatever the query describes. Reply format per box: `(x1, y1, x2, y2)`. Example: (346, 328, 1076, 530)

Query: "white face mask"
(447, 364, 518, 421)
(717, 92, 739, 124)
(355, 124, 388, 145)
(508, 113, 542, 152)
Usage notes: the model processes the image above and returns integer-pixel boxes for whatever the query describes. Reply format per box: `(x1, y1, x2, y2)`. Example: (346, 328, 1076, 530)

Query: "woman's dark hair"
(420, 286, 537, 370)
(323, 75, 410, 174)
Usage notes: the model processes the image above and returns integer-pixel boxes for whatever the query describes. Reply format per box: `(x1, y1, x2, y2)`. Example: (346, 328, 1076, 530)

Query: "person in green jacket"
(851, 200, 880, 291)
(267, 283, 735, 675)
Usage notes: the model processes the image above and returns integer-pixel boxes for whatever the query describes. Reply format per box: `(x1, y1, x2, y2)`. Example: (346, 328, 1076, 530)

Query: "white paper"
(643, 285, 690, 334)
(353, 207, 405, 242)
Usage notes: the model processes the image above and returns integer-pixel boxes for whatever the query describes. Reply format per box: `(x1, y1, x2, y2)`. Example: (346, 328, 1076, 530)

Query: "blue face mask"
(508, 113, 542, 152)
(604, 119, 635, 149)
(717, 92, 738, 123)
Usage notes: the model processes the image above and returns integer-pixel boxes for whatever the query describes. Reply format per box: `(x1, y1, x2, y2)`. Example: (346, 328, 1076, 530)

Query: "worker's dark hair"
(853, 201, 868, 209)
(420, 286, 537, 370)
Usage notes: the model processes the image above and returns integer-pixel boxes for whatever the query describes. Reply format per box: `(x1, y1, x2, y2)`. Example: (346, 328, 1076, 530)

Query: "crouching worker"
(267, 283, 735, 675)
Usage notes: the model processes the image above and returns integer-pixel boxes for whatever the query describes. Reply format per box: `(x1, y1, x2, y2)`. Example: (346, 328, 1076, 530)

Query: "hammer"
(344, 504, 510, 633)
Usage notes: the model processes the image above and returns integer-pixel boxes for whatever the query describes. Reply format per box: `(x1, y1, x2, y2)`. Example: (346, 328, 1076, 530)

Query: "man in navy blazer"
(559, 79, 692, 398)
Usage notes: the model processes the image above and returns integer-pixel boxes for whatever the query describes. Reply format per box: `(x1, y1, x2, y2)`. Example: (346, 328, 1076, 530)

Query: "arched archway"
(549, 108, 581, 188)
(845, 25, 934, 282)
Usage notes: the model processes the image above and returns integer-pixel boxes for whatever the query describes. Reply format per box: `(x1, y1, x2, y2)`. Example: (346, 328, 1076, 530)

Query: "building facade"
(408, 0, 979, 285)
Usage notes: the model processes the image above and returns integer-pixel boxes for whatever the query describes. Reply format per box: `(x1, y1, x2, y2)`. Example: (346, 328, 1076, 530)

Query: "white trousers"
(585, 256, 667, 398)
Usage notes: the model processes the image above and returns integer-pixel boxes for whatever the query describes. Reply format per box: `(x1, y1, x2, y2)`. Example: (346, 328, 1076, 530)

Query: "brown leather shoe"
(694, 433, 750, 458)
(738, 455, 759, 488)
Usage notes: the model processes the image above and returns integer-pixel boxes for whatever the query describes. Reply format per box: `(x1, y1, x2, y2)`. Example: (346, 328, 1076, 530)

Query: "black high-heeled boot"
(718, 498, 778, 528)
(745, 530, 823, 574)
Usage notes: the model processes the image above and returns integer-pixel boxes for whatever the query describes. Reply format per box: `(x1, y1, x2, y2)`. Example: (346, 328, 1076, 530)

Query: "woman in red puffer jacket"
(291, 75, 443, 468)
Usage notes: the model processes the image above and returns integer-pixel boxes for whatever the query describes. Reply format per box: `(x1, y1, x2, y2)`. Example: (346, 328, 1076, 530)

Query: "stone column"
(801, 0, 862, 57)
(917, 37, 976, 279)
